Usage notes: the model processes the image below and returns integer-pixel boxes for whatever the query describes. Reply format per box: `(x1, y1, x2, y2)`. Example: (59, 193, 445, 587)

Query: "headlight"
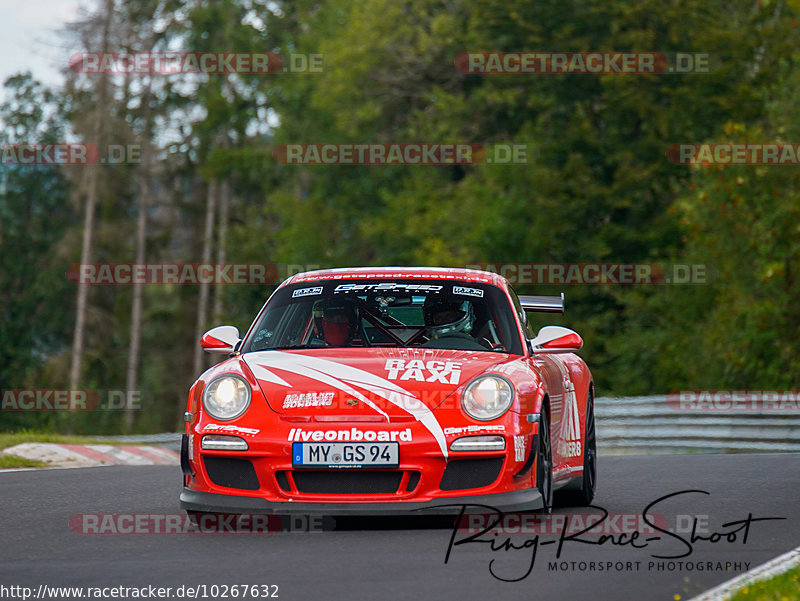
(461, 375, 514, 421)
(202, 374, 251, 420)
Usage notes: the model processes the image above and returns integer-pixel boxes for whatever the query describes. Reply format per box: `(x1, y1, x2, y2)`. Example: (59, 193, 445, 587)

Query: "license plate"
(292, 442, 399, 469)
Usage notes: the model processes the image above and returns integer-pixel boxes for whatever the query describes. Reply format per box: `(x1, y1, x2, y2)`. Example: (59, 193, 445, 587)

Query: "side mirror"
(529, 325, 582, 354)
(201, 325, 241, 354)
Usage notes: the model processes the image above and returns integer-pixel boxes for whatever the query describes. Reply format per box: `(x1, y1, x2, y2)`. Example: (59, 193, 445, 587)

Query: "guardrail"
(91, 432, 182, 451)
(596, 395, 800, 454)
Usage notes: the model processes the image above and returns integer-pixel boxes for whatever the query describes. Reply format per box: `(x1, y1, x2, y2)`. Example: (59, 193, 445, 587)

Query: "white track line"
(687, 545, 800, 601)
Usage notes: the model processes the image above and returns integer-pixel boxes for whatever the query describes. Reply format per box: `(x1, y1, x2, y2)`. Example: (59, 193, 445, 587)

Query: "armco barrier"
(596, 395, 800, 454)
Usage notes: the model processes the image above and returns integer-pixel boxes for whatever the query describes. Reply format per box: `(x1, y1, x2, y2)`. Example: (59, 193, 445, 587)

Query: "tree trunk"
(124, 78, 153, 432)
(70, 0, 114, 392)
(212, 179, 230, 324)
(193, 180, 217, 377)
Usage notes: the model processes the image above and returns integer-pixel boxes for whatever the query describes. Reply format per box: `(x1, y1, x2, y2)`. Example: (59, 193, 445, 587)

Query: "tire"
(536, 406, 553, 513)
(555, 388, 597, 507)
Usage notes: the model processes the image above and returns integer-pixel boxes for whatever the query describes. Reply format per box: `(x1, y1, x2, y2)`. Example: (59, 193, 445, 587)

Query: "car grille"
(439, 458, 504, 491)
(203, 457, 260, 491)
(289, 470, 404, 494)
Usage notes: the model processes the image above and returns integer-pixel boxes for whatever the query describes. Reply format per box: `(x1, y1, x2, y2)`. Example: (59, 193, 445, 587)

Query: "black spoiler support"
(519, 293, 565, 314)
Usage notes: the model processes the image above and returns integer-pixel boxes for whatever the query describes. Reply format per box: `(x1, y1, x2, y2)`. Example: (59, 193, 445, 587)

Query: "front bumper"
(180, 486, 543, 515)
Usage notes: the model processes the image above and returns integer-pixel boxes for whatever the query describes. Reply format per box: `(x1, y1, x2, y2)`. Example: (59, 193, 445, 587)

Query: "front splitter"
(180, 487, 543, 516)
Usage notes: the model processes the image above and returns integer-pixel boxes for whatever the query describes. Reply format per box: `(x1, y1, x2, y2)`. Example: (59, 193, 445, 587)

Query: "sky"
(0, 0, 84, 99)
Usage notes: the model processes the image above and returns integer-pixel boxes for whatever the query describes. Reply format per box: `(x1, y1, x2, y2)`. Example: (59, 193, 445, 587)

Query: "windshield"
(242, 279, 523, 355)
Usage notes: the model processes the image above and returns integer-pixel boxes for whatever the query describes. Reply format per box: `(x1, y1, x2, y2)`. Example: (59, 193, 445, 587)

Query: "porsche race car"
(179, 267, 596, 516)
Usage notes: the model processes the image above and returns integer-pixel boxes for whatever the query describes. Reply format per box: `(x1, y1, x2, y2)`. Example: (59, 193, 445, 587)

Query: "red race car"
(180, 267, 596, 517)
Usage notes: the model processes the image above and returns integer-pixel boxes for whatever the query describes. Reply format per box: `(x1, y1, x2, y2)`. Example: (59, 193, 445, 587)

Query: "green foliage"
(728, 564, 800, 601)
(2, 0, 800, 433)
(0, 455, 44, 469)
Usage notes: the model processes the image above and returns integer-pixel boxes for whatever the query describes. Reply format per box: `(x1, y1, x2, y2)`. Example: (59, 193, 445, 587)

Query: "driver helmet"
(313, 298, 359, 346)
(422, 296, 474, 338)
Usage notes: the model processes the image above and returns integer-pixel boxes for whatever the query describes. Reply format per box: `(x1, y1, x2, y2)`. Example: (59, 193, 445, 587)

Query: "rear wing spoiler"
(519, 293, 565, 314)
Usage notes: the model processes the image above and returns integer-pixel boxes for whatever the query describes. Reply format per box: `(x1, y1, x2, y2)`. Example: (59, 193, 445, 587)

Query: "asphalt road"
(1, 454, 799, 601)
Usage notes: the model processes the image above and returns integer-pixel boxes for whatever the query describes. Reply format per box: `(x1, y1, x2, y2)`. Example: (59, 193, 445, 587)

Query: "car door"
(509, 288, 580, 471)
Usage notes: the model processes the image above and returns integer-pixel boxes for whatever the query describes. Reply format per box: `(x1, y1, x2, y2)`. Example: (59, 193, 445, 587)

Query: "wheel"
(536, 406, 553, 513)
(555, 388, 597, 507)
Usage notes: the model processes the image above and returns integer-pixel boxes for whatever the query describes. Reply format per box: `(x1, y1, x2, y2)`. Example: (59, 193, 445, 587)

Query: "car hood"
(242, 347, 513, 418)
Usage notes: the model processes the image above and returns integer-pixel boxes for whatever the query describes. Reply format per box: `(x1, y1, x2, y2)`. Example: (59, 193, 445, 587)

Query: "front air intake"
(439, 458, 504, 491)
(292, 470, 403, 494)
(203, 457, 260, 491)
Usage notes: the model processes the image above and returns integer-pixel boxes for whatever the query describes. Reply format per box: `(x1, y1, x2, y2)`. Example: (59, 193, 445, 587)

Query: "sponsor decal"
(346, 398, 359, 407)
(453, 285, 484, 298)
(444, 425, 506, 436)
(202, 423, 259, 437)
(287, 427, 412, 442)
(559, 439, 582, 459)
(514, 435, 526, 462)
(334, 283, 443, 293)
(282, 392, 335, 408)
(248, 352, 448, 457)
(292, 286, 323, 298)
(554, 360, 583, 459)
(384, 359, 462, 384)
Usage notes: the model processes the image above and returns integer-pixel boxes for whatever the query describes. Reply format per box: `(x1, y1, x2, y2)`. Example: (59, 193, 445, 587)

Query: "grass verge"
(728, 564, 800, 601)
(0, 431, 122, 451)
(0, 455, 46, 469)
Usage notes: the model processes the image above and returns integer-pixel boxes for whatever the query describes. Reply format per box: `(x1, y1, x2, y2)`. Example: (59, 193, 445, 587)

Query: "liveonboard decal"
(287, 428, 412, 442)
(246, 352, 449, 457)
